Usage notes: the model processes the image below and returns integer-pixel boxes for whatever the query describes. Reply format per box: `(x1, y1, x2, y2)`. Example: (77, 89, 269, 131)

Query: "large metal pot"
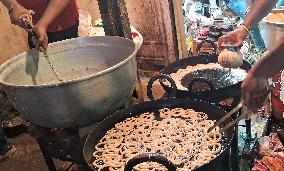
(261, 12, 284, 50)
(0, 36, 138, 128)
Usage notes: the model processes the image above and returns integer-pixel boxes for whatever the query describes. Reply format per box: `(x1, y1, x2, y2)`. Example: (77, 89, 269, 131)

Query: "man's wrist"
(240, 24, 251, 34)
(35, 20, 49, 32)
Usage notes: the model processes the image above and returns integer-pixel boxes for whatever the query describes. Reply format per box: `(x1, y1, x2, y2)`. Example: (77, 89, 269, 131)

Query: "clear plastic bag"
(78, 10, 92, 37)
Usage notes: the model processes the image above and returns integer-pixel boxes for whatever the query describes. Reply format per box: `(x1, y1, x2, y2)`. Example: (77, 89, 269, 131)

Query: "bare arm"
(250, 38, 284, 78)
(243, 0, 278, 28)
(218, 0, 279, 47)
(241, 38, 284, 111)
(0, 0, 20, 9)
(0, 0, 33, 28)
(33, 0, 71, 50)
(1, 0, 73, 50)
(36, 0, 71, 30)
(1, 0, 71, 29)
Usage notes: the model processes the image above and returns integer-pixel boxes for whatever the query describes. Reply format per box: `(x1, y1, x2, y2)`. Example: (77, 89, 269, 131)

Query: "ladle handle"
(147, 74, 177, 101)
(187, 77, 215, 95)
(124, 153, 177, 171)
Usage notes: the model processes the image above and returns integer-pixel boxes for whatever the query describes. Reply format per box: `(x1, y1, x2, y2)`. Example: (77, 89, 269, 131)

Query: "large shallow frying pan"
(160, 40, 252, 110)
(83, 75, 235, 171)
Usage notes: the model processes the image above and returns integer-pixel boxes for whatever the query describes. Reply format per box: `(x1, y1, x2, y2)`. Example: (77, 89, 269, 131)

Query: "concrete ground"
(0, 77, 165, 171)
(0, 133, 73, 171)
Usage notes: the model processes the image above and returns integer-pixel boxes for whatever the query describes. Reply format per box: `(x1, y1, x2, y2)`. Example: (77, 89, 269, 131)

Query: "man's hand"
(32, 23, 48, 51)
(9, 5, 33, 28)
(241, 71, 269, 112)
(28, 0, 72, 51)
(218, 27, 248, 48)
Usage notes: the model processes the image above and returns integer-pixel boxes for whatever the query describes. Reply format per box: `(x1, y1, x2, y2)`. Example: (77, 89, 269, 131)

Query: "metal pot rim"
(0, 36, 137, 89)
(263, 15, 284, 27)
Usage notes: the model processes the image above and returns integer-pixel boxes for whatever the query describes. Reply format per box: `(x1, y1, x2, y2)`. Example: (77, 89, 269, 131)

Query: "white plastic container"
(261, 12, 284, 50)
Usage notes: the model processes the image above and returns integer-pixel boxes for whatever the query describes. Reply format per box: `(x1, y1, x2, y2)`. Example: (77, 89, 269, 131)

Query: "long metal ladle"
(21, 18, 63, 82)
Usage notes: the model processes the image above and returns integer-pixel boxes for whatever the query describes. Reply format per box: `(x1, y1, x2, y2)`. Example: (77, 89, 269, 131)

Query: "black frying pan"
(83, 75, 235, 171)
(160, 40, 252, 109)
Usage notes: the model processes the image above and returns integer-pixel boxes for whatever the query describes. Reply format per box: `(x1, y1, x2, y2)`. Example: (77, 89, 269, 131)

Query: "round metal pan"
(83, 75, 235, 171)
(160, 40, 252, 110)
(160, 56, 251, 101)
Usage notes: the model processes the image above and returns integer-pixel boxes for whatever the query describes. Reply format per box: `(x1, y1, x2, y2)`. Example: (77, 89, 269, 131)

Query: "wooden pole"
(97, 0, 144, 103)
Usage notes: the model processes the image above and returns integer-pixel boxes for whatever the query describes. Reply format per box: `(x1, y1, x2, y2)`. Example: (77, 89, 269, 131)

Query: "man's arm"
(250, 38, 284, 79)
(0, 0, 32, 28)
(218, 0, 279, 47)
(36, 0, 71, 30)
(1, 0, 72, 30)
(32, 0, 71, 50)
(0, 0, 20, 9)
(243, 0, 278, 28)
(241, 38, 284, 111)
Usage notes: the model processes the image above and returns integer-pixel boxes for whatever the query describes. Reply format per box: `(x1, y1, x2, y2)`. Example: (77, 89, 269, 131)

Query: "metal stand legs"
(37, 138, 57, 171)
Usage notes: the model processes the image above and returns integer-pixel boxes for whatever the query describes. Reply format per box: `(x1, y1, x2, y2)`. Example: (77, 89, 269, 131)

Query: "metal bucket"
(261, 12, 284, 50)
(0, 36, 138, 128)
